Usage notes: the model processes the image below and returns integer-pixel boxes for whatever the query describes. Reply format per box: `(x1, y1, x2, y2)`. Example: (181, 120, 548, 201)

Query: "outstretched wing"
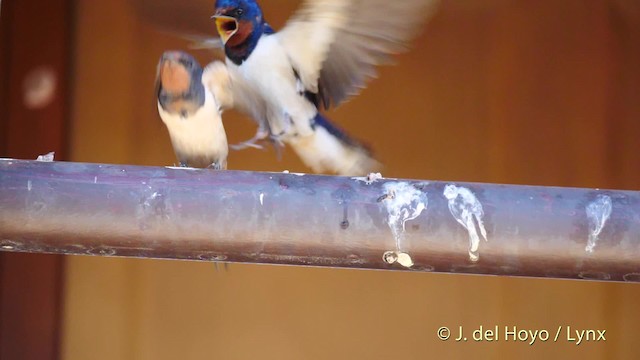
(277, 0, 440, 109)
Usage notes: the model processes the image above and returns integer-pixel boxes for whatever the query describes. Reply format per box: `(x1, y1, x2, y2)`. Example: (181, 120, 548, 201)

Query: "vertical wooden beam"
(0, 0, 72, 359)
(0, 255, 64, 360)
(0, 0, 72, 159)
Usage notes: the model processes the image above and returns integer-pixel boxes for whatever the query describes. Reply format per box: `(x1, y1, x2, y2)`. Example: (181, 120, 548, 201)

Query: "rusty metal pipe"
(1, 158, 639, 282)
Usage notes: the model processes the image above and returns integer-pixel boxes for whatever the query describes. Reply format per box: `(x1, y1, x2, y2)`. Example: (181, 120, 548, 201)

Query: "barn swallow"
(210, 0, 440, 176)
(156, 51, 228, 169)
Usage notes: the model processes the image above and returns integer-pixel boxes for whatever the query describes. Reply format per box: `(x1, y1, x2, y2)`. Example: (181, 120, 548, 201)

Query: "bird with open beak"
(156, 51, 229, 169)
(210, 0, 440, 176)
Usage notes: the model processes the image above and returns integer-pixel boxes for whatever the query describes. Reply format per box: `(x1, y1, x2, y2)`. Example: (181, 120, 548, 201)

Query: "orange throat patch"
(160, 62, 190, 93)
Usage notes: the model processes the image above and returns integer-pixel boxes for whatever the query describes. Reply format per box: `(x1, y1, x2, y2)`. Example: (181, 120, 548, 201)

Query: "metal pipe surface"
(1, 159, 639, 282)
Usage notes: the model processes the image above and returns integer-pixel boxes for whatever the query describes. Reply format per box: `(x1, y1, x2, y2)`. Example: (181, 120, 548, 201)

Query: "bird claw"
(269, 133, 285, 148)
(209, 162, 224, 170)
(230, 140, 265, 151)
(230, 127, 271, 151)
(230, 127, 284, 152)
(269, 134, 286, 161)
(230, 124, 287, 161)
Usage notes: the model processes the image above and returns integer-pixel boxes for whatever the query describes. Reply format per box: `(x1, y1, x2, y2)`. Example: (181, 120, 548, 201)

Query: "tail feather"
(288, 113, 381, 176)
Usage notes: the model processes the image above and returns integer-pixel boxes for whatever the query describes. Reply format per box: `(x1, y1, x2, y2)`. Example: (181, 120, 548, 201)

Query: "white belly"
(227, 35, 316, 138)
(158, 91, 228, 168)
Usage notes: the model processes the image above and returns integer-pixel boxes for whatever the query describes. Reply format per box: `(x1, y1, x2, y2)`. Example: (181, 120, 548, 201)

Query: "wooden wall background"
(62, 1, 640, 359)
(1, 0, 71, 358)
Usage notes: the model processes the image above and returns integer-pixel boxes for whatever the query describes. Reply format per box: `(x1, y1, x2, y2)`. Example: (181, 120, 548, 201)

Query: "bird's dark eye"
(235, 8, 244, 16)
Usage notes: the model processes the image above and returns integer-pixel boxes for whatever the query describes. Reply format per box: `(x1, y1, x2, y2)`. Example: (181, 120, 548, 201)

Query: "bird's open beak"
(212, 15, 239, 45)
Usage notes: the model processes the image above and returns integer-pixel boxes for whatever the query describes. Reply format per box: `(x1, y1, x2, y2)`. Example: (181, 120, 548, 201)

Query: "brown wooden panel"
(0, 0, 72, 359)
(0, 0, 72, 159)
(0, 254, 64, 360)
